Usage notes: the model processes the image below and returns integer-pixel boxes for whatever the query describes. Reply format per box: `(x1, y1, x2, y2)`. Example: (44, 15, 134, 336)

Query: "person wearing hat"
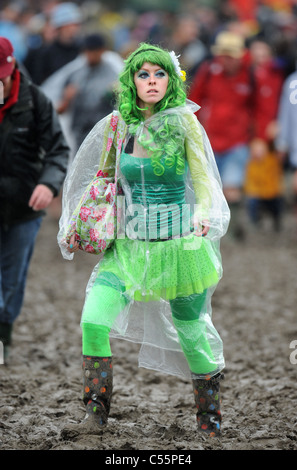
(56, 33, 123, 152)
(210, 30, 246, 60)
(189, 31, 261, 239)
(0, 37, 69, 361)
(37, 2, 83, 84)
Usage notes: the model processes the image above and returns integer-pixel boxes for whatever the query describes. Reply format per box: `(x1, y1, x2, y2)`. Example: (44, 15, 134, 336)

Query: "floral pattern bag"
(66, 113, 125, 254)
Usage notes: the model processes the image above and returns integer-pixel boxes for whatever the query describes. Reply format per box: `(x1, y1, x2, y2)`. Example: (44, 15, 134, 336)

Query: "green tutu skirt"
(97, 233, 221, 302)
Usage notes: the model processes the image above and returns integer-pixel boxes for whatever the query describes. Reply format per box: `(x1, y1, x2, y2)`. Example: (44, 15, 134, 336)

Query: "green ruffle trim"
(97, 234, 221, 302)
(130, 270, 219, 302)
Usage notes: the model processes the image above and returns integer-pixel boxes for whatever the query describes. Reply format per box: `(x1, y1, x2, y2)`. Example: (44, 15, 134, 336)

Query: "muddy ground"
(0, 205, 297, 452)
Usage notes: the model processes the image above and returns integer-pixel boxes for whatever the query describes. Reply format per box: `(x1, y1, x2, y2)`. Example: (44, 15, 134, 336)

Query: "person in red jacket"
(244, 39, 285, 231)
(189, 31, 254, 239)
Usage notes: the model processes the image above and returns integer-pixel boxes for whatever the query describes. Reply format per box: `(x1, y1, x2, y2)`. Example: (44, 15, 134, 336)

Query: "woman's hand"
(194, 219, 210, 237)
(67, 234, 80, 253)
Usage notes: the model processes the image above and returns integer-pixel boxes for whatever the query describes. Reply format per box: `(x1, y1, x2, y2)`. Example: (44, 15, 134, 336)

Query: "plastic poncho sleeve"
(184, 112, 212, 223)
(184, 110, 229, 239)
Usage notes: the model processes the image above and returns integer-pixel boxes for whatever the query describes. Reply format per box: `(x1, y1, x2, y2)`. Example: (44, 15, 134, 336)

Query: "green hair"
(117, 43, 188, 175)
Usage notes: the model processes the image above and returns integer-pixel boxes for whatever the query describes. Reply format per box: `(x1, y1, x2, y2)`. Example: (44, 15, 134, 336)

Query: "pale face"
(0, 57, 15, 100)
(250, 41, 272, 66)
(134, 62, 169, 115)
(85, 49, 105, 66)
(217, 54, 241, 75)
(0, 75, 13, 100)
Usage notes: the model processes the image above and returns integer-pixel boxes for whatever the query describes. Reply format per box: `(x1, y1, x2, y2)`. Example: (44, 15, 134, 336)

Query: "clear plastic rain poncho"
(58, 100, 230, 379)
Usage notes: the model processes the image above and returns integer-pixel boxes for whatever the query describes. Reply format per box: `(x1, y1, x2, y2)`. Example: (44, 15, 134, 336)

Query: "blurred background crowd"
(2, 0, 297, 239)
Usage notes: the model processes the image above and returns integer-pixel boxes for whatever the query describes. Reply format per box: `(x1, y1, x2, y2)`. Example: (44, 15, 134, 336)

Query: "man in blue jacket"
(0, 37, 69, 360)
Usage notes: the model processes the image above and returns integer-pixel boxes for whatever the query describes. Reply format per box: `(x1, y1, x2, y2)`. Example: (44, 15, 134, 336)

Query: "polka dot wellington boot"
(192, 372, 223, 437)
(82, 356, 113, 429)
(61, 355, 113, 439)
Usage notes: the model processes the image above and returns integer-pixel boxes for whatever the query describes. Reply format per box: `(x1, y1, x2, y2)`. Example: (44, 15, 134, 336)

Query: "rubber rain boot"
(82, 355, 113, 428)
(61, 355, 113, 439)
(192, 372, 223, 437)
(0, 322, 13, 362)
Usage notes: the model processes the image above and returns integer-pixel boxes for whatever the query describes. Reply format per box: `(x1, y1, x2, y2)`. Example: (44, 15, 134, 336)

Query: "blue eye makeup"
(137, 70, 150, 79)
(155, 70, 167, 78)
(137, 69, 167, 79)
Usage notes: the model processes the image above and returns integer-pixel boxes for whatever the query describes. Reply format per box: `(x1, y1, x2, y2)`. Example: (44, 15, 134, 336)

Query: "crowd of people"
(1, 0, 297, 235)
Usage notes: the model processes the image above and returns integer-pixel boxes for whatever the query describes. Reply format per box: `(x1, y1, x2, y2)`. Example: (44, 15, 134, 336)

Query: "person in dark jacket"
(0, 37, 69, 361)
(56, 33, 122, 152)
(37, 2, 83, 84)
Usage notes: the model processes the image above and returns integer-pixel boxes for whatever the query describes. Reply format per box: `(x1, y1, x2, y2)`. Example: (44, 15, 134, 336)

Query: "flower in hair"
(180, 70, 186, 81)
(169, 51, 186, 81)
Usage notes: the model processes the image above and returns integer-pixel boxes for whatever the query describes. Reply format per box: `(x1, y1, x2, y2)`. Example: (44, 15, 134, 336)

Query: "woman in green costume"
(58, 43, 230, 437)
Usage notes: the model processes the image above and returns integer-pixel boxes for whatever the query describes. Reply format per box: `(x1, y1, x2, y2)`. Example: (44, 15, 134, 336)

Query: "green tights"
(81, 273, 217, 375)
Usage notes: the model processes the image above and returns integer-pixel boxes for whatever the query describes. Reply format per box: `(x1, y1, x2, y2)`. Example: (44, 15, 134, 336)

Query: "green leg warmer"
(82, 324, 112, 357)
(170, 291, 218, 375)
(81, 274, 128, 357)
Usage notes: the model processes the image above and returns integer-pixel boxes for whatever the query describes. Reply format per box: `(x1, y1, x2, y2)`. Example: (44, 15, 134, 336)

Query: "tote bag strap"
(105, 112, 127, 184)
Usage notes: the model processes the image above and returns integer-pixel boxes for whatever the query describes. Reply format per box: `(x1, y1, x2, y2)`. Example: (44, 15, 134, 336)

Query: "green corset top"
(120, 152, 191, 240)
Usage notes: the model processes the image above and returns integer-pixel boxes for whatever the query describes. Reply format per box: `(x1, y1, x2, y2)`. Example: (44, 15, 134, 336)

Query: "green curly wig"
(117, 43, 188, 175)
